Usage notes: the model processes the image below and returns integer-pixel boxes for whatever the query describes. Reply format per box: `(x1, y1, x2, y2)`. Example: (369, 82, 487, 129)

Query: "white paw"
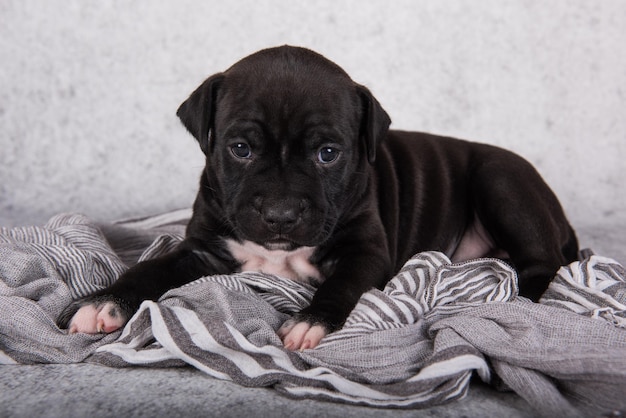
(68, 302, 126, 334)
(277, 319, 327, 351)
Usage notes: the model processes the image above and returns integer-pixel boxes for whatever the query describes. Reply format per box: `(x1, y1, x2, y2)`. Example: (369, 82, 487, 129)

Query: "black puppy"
(58, 46, 578, 350)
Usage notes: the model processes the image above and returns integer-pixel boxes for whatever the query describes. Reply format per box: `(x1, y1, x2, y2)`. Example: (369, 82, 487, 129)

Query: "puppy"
(58, 46, 578, 350)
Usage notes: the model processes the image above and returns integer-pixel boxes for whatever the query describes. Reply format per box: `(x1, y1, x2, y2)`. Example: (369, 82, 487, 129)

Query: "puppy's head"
(177, 46, 390, 250)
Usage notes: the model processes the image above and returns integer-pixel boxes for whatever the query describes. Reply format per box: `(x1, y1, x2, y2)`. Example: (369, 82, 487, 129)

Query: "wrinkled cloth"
(1, 212, 625, 417)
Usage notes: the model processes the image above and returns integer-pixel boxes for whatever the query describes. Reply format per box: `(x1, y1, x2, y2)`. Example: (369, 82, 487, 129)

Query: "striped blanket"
(1, 212, 626, 417)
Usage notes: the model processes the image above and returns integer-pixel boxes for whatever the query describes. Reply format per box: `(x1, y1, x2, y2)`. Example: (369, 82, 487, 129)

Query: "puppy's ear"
(176, 73, 225, 155)
(357, 85, 391, 163)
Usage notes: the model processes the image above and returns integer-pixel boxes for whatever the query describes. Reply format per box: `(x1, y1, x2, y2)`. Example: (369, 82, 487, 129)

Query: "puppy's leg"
(471, 157, 578, 300)
(278, 242, 391, 350)
(57, 243, 231, 334)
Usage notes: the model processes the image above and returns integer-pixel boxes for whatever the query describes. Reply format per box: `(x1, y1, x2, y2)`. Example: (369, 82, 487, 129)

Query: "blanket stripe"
(540, 256, 626, 327)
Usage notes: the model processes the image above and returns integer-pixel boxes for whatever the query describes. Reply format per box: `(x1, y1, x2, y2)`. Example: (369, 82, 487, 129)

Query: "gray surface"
(0, 364, 534, 418)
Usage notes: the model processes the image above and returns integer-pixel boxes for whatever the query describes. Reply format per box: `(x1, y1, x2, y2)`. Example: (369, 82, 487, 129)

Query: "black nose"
(260, 199, 303, 233)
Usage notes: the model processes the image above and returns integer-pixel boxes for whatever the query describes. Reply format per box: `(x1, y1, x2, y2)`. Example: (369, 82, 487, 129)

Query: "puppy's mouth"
(262, 238, 300, 251)
(231, 204, 332, 251)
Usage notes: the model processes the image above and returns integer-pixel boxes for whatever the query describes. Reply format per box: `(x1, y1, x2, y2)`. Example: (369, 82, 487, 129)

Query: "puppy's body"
(58, 46, 578, 349)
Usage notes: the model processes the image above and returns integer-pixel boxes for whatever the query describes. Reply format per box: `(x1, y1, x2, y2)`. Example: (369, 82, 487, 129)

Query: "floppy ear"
(357, 85, 391, 164)
(176, 73, 225, 155)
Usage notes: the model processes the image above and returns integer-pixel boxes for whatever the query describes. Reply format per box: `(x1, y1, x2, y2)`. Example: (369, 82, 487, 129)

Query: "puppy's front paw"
(58, 297, 129, 334)
(69, 302, 127, 334)
(277, 316, 329, 351)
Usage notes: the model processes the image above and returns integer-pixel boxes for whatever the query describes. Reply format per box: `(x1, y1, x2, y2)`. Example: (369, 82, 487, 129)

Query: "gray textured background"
(1, 1, 625, 233)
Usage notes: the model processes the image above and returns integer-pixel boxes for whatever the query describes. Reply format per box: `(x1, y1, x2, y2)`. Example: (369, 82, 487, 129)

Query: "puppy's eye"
(231, 142, 252, 159)
(317, 147, 340, 164)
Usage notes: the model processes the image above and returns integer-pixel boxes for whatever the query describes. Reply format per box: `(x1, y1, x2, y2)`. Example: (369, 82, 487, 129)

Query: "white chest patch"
(225, 239, 323, 285)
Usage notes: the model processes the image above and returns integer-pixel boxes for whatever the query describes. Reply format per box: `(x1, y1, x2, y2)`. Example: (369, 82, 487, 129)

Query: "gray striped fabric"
(1, 212, 626, 417)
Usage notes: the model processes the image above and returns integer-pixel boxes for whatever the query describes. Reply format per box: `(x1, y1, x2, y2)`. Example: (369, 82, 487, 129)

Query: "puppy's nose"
(262, 203, 300, 233)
